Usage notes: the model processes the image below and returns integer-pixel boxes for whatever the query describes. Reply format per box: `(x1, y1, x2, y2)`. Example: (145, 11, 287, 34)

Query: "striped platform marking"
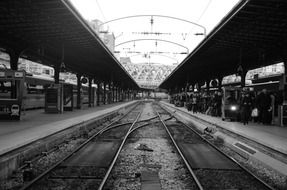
(234, 142, 256, 155)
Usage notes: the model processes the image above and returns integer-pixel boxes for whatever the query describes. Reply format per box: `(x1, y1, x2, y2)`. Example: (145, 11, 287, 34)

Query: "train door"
(0, 69, 25, 120)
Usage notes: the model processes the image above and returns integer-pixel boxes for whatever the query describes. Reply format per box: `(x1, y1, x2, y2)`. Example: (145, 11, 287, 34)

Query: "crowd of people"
(171, 91, 222, 116)
(171, 88, 283, 126)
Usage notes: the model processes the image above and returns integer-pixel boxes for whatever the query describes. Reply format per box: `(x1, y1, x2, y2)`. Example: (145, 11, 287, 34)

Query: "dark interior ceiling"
(160, 0, 287, 89)
(0, 0, 138, 89)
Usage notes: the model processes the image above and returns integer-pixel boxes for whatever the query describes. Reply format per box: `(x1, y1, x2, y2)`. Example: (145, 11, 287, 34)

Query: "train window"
(225, 91, 237, 104)
(43, 69, 50, 75)
(0, 80, 18, 99)
(27, 84, 45, 94)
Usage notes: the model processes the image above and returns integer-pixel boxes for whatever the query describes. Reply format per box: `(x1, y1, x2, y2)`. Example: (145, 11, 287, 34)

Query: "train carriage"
(0, 69, 97, 120)
(0, 69, 25, 120)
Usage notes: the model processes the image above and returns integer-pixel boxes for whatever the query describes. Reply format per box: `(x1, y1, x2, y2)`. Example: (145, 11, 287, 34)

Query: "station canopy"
(0, 0, 138, 89)
(160, 0, 287, 89)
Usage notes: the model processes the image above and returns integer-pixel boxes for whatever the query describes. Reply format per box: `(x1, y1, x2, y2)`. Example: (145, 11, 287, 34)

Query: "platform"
(0, 101, 138, 156)
(160, 101, 287, 155)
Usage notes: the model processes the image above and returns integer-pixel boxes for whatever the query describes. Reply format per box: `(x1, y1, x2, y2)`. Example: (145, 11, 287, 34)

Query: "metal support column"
(241, 70, 247, 88)
(206, 80, 210, 92)
(9, 49, 21, 70)
(112, 84, 115, 103)
(114, 85, 116, 102)
(284, 60, 287, 102)
(54, 65, 60, 84)
(237, 48, 247, 88)
(123, 90, 126, 101)
(115, 87, 118, 102)
(218, 77, 223, 90)
(88, 77, 92, 107)
(119, 87, 122, 101)
(118, 87, 120, 102)
(96, 81, 100, 106)
(107, 83, 111, 104)
(103, 82, 106, 104)
(76, 74, 82, 109)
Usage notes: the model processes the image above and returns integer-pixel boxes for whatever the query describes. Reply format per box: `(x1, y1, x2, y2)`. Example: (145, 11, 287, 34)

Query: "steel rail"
(158, 103, 276, 190)
(20, 102, 140, 190)
(102, 114, 161, 134)
(0, 102, 135, 158)
(98, 111, 142, 190)
(19, 105, 142, 172)
(100, 122, 133, 134)
(129, 123, 150, 134)
(156, 110, 204, 190)
(137, 115, 158, 122)
(129, 116, 173, 134)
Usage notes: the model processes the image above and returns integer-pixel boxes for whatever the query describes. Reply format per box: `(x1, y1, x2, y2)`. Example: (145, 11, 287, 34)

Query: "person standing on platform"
(206, 94, 214, 115)
(192, 94, 198, 113)
(187, 94, 192, 111)
(250, 91, 258, 122)
(269, 92, 275, 124)
(257, 89, 272, 124)
(240, 92, 252, 125)
(255, 91, 262, 123)
(215, 91, 222, 117)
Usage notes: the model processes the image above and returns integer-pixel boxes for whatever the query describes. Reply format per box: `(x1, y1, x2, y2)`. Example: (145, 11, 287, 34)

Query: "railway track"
(155, 103, 275, 190)
(20, 103, 149, 190)
(19, 101, 275, 189)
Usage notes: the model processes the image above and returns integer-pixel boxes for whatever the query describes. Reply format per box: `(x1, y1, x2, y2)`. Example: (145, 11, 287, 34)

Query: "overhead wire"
(186, 0, 212, 39)
(197, 0, 212, 22)
(95, 0, 106, 21)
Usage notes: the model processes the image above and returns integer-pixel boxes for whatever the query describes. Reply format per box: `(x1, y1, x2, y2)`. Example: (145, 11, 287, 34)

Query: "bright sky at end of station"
(70, 0, 240, 32)
(70, 0, 241, 63)
(69, 0, 241, 88)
